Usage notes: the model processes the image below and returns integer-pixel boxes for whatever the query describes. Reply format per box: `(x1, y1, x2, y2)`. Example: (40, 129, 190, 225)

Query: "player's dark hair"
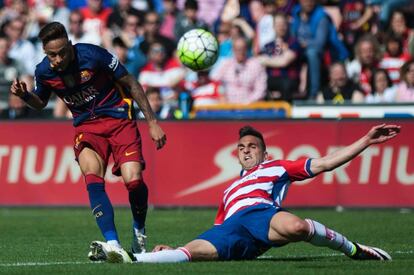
(38, 22, 68, 45)
(112, 36, 127, 48)
(185, 0, 198, 10)
(239, 126, 266, 151)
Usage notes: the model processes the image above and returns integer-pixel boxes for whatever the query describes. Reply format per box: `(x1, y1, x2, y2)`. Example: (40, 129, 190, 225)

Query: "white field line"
(1, 251, 412, 267)
(0, 261, 97, 267)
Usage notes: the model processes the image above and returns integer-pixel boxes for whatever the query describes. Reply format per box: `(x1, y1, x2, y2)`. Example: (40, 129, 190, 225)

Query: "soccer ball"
(177, 29, 219, 71)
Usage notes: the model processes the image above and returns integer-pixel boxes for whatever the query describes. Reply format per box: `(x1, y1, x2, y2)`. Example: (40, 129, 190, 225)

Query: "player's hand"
(148, 121, 167, 150)
(366, 124, 401, 145)
(10, 79, 28, 98)
(152, 244, 173, 252)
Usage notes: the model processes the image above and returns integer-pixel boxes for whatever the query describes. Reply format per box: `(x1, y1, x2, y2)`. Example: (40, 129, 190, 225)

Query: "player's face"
(237, 135, 267, 170)
(44, 38, 73, 72)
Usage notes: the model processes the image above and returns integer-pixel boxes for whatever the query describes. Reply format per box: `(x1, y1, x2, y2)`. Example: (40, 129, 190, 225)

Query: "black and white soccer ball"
(177, 29, 219, 71)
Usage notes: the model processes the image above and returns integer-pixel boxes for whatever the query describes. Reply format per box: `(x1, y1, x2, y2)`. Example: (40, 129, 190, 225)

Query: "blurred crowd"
(0, 0, 414, 120)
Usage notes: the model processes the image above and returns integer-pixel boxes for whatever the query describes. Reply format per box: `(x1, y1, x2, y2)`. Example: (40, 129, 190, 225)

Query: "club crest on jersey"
(80, 70, 92, 82)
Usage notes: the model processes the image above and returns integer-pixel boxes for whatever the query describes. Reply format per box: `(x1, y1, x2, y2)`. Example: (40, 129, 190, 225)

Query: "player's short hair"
(112, 36, 127, 49)
(184, 0, 198, 10)
(38, 22, 68, 45)
(239, 126, 266, 151)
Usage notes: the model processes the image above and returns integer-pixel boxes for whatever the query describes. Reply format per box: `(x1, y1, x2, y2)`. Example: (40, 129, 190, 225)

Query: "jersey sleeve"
(278, 158, 314, 181)
(32, 72, 51, 103)
(94, 46, 129, 80)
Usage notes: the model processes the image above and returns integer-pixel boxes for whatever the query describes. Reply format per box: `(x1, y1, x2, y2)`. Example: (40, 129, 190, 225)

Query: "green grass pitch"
(0, 207, 413, 274)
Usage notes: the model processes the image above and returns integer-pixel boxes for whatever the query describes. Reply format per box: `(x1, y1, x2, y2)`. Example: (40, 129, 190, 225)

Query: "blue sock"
(87, 183, 119, 242)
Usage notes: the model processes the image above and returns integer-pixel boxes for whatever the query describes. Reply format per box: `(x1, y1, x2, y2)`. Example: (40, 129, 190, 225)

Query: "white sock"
(133, 247, 191, 263)
(107, 240, 122, 248)
(305, 219, 356, 256)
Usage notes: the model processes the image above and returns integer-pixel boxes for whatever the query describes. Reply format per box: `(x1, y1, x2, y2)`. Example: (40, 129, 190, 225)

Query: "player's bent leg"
(184, 239, 219, 261)
(305, 219, 391, 260)
(268, 211, 310, 245)
(79, 147, 121, 259)
(120, 161, 148, 254)
(106, 239, 218, 264)
(78, 147, 106, 176)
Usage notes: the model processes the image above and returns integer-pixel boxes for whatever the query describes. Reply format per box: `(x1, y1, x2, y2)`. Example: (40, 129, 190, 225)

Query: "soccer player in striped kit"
(103, 124, 399, 263)
(10, 22, 166, 259)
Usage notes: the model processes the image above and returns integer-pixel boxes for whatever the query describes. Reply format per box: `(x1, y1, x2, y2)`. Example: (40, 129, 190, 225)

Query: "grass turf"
(0, 207, 413, 274)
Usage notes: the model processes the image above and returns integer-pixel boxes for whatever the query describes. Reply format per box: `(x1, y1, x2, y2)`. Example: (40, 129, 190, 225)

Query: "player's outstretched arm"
(10, 79, 47, 110)
(310, 124, 401, 175)
(118, 74, 167, 149)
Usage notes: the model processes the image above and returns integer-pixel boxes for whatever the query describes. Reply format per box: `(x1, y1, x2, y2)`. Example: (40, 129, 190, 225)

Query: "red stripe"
(177, 247, 192, 261)
(224, 175, 278, 203)
(85, 174, 104, 185)
(44, 79, 66, 89)
(225, 190, 273, 212)
(225, 202, 267, 219)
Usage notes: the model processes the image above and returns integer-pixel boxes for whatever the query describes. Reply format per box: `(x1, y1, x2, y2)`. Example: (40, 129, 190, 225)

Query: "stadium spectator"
(174, 0, 209, 43)
(67, 9, 100, 45)
(176, 0, 226, 26)
(0, 35, 32, 119)
(138, 87, 177, 119)
(10, 22, 166, 256)
(139, 11, 176, 58)
(258, 13, 301, 102)
(291, 0, 347, 99)
(254, 0, 276, 54)
(139, 41, 186, 107)
(112, 36, 143, 79)
(365, 68, 397, 103)
(159, 0, 178, 40)
(26, 0, 70, 39)
(106, 12, 147, 77)
(366, 0, 411, 29)
(317, 62, 364, 104)
(185, 70, 226, 107)
(107, 0, 144, 34)
(0, 0, 30, 24)
(100, 124, 399, 263)
(346, 34, 382, 95)
(339, 0, 374, 58)
(3, 17, 37, 76)
(386, 10, 414, 56)
(274, 0, 297, 15)
(211, 37, 267, 104)
(395, 59, 414, 102)
(379, 34, 411, 84)
(80, 0, 112, 45)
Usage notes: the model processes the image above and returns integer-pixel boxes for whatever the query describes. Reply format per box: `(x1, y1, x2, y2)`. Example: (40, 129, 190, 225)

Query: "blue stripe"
(306, 158, 314, 177)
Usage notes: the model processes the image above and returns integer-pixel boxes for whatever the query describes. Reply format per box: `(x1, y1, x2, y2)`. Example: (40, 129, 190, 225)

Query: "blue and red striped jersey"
(33, 43, 133, 126)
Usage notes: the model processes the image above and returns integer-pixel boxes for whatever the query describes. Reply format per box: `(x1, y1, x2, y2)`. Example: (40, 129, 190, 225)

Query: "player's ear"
(264, 151, 268, 160)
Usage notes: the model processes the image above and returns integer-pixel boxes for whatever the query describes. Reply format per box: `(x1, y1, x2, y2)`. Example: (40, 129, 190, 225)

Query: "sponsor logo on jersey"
(63, 86, 99, 106)
(108, 55, 119, 71)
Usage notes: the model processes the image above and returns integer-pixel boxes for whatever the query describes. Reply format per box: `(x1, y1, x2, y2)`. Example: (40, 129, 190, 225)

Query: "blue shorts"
(196, 204, 283, 260)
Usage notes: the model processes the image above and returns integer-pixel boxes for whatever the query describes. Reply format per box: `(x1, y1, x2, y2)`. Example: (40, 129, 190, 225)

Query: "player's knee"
(125, 179, 145, 192)
(84, 174, 104, 185)
(287, 220, 309, 238)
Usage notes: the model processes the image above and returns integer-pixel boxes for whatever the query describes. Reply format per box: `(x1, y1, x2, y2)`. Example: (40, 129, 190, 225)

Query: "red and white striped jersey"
(214, 158, 313, 225)
(379, 52, 411, 84)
